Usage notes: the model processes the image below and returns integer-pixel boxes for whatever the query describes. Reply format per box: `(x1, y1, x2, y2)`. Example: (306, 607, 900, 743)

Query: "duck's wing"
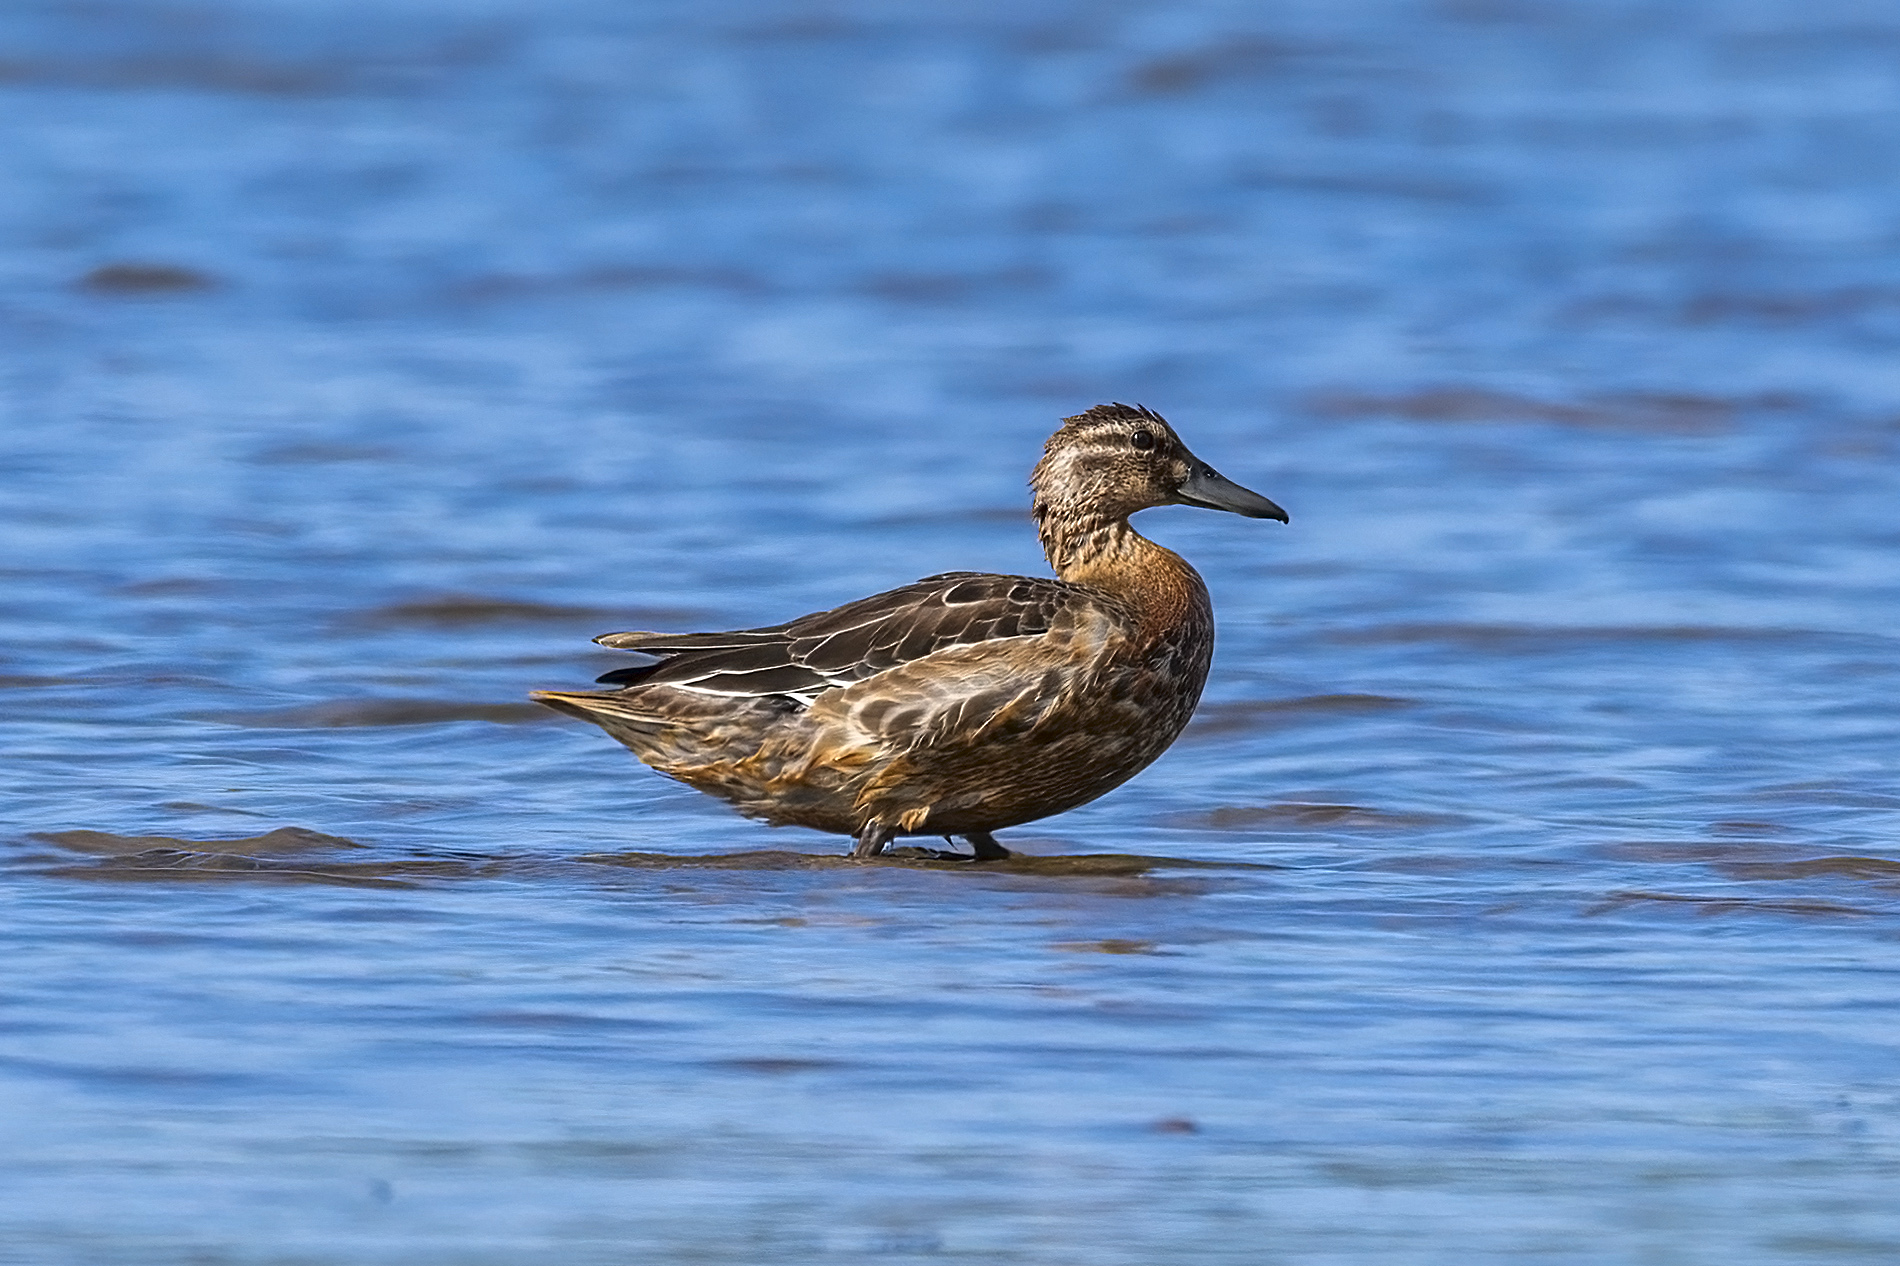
(592, 572, 1101, 704)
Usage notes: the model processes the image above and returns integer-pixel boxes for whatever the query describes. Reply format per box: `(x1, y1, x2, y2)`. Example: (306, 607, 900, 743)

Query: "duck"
(532, 403, 1287, 860)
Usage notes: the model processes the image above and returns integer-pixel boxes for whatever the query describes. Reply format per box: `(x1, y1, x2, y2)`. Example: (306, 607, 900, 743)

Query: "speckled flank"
(532, 404, 1284, 854)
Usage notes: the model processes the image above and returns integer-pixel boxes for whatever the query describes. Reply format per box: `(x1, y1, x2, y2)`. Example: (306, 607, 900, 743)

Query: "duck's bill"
(1176, 463, 1289, 522)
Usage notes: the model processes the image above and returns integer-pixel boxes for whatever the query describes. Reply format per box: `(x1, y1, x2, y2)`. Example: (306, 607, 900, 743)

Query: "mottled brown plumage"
(532, 404, 1287, 859)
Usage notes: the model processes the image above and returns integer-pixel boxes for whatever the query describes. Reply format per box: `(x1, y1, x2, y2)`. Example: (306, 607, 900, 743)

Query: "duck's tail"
(530, 689, 665, 728)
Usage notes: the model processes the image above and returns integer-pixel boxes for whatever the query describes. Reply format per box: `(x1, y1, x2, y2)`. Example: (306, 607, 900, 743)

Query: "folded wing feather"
(593, 572, 1093, 702)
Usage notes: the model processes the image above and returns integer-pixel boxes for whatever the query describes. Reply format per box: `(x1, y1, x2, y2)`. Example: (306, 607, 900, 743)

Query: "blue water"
(5, 0, 1900, 1261)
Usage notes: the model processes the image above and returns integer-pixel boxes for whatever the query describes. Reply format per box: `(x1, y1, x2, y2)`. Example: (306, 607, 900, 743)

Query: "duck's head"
(1031, 403, 1288, 525)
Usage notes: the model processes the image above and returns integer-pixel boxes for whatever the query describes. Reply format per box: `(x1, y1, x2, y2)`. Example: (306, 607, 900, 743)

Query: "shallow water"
(5, 0, 1900, 1261)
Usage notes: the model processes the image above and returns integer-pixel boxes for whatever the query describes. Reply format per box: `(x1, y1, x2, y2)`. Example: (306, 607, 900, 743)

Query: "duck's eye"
(1130, 430, 1155, 452)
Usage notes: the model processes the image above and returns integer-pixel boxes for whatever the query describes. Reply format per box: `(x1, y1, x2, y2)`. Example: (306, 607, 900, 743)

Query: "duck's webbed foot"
(963, 830, 1010, 861)
(850, 822, 895, 859)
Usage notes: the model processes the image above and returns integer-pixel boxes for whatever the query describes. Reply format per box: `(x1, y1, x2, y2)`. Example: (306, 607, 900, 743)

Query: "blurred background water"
(4, 0, 1900, 1261)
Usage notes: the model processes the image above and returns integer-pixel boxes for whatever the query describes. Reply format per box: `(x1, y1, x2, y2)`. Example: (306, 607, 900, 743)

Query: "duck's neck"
(1037, 505, 1210, 648)
(1035, 503, 1204, 600)
(1036, 504, 1135, 578)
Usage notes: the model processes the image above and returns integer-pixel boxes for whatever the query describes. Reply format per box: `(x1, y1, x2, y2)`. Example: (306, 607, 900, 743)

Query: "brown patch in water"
(1051, 938, 1157, 954)
(0, 674, 80, 688)
(860, 266, 1050, 304)
(1748, 784, 1900, 810)
(4, 54, 353, 96)
(1680, 287, 1900, 325)
(23, 827, 492, 888)
(1718, 857, 1900, 882)
(712, 1057, 847, 1075)
(158, 801, 267, 817)
(1309, 386, 1741, 433)
(208, 699, 553, 727)
(1185, 694, 1411, 739)
(1586, 890, 1873, 919)
(33, 850, 482, 889)
(37, 827, 364, 856)
(1126, 37, 1308, 95)
(580, 849, 874, 872)
(1592, 840, 1792, 864)
(21, 836, 1268, 891)
(1170, 803, 1460, 832)
(576, 849, 1271, 877)
(1708, 820, 1794, 837)
(352, 594, 702, 628)
(1151, 1116, 1199, 1134)
(79, 263, 217, 295)
(1236, 170, 1493, 204)
(119, 577, 225, 596)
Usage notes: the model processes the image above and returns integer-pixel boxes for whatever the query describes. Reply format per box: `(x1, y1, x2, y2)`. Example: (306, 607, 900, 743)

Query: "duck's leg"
(963, 830, 1010, 861)
(850, 822, 895, 859)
